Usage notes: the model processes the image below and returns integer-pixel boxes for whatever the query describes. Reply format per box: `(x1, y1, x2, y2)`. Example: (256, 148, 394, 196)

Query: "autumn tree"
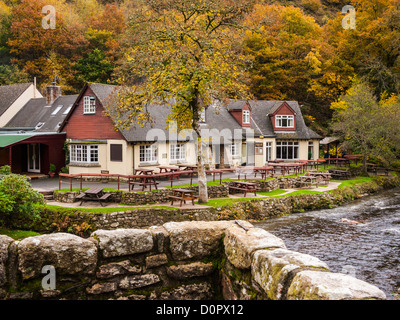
(75, 3, 126, 84)
(324, 0, 400, 99)
(331, 80, 400, 171)
(112, 0, 254, 203)
(7, 0, 88, 92)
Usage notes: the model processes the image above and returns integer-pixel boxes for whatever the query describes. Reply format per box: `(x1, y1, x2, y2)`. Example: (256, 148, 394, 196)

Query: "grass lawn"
(331, 176, 373, 189)
(0, 228, 40, 240)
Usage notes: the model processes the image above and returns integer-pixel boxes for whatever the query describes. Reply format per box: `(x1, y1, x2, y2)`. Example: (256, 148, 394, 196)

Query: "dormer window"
(243, 110, 250, 124)
(276, 115, 294, 128)
(83, 96, 96, 114)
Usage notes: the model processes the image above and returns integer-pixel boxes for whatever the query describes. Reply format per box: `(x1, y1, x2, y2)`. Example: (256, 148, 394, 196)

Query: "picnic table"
(326, 158, 350, 167)
(75, 187, 111, 207)
(298, 175, 320, 189)
(134, 168, 154, 175)
(307, 171, 332, 184)
(306, 159, 326, 170)
(229, 181, 259, 197)
(169, 188, 197, 207)
(268, 163, 303, 176)
(366, 163, 390, 176)
(157, 166, 181, 180)
(176, 164, 197, 171)
(129, 174, 159, 191)
(344, 155, 363, 165)
(253, 166, 275, 180)
(328, 169, 350, 180)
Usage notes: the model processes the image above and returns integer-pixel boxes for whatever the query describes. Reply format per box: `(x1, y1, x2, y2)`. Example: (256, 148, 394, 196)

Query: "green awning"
(0, 135, 33, 148)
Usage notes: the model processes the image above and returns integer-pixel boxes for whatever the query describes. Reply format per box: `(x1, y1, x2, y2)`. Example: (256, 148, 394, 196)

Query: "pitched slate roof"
(6, 94, 78, 132)
(0, 83, 33, 116)
(69, 83, 321, 142)
(245, 100, 322, 140)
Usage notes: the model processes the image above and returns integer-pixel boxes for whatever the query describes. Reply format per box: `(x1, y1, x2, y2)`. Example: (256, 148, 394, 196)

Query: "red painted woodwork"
(229, 102, 251, 127)
(62, 86, 124, 140)
(0, 133, 66, 174)
(270, 102, 296, 132)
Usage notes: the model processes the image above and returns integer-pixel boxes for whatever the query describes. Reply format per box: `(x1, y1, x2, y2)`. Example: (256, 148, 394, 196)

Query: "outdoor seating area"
(53, 157, 389, 208)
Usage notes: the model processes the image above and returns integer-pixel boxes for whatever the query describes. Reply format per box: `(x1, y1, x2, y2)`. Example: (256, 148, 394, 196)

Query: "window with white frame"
(230, 143, 240, 157)
(70, 144, 99, 163)
(139, 144, 158, 163)
(243, 110, 250, 124)
(275, 115, 294, 128)
(266, 142, 272, 162)
(170, 143, 186, 161)
(276, 141, 299, 160)
(83, 96, 96, 114)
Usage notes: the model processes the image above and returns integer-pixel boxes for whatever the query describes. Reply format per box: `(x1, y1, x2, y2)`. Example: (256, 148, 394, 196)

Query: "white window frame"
(170, 143, 186, 162)
(275, 115, 294, 128)
(243, 110, 250, 124)
(83, 96, 96, 114)
(230, 143, 240, 157)
(266, 142, 272, 162)
(70, 144, 99, 163)
(276, 141, 299, 160)
(139, 144, 158, 164)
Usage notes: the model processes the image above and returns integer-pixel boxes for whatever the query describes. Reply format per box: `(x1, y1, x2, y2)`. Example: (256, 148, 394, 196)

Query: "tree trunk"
(362, 152, 368, 175)
(197, 136, 209, 203)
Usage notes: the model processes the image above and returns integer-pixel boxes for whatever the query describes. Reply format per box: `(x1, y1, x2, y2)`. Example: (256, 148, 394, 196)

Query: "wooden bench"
(75, 193, 85, 200)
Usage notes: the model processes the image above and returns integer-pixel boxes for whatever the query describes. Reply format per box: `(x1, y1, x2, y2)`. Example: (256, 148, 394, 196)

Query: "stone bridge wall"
(0, 221, 386, 300)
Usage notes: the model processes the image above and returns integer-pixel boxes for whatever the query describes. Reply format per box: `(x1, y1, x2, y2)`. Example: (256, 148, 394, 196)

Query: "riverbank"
(5, 174, 399, 238)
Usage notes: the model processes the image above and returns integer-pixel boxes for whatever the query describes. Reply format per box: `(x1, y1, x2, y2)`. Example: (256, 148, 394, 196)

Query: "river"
(256, 188, 400, 300)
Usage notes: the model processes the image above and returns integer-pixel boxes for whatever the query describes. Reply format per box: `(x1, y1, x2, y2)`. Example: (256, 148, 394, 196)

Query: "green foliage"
(0, 174, 44, 227)
(49, 163, 56, 173)
(0, 165, 10, 175)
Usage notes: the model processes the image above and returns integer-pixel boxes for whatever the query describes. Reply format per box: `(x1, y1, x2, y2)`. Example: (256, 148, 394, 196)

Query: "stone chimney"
(46, 81, 62, 105)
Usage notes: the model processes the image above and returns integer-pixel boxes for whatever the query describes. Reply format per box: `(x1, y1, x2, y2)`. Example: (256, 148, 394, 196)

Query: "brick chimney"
(46, 81, 62, 105)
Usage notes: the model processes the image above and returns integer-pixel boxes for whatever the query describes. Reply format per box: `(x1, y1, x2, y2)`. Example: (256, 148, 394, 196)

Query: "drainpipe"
(8, 146, 12, 172)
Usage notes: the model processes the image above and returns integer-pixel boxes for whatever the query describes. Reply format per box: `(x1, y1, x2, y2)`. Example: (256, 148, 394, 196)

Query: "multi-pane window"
(275, 115, 294, 128)
(266, 142, 272, 162)
(83, 96, 96, 114)
(276, 141, 299, 160)
(230, 143, 240, 157)
(170, 144, 186, 161)
(70, 144, 99, 163)
(243, 110, 250, 124)
(139, 144, 158, 163)
(308, 141, 314, 160)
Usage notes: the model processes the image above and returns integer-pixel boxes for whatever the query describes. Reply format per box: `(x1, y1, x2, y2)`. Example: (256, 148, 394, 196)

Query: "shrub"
(0, 165, 11, 175)
(0, 174, 45, 228)
(49, 163, 56, 173)
(59, 166, 69, 174)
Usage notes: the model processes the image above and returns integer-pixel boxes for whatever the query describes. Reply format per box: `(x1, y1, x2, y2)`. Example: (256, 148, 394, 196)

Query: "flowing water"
(256, 188, 400, 299)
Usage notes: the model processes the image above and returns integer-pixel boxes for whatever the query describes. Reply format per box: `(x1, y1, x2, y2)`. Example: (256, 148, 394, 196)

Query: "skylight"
(35, 122, 45, 130)
(51, 105, 63, 116)
(63, 104, 73, 115)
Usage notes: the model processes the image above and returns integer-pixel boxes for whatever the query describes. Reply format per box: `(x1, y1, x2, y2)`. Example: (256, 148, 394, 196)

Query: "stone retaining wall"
(54, 185, 229, 205)
(0, 221, 386, 300)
